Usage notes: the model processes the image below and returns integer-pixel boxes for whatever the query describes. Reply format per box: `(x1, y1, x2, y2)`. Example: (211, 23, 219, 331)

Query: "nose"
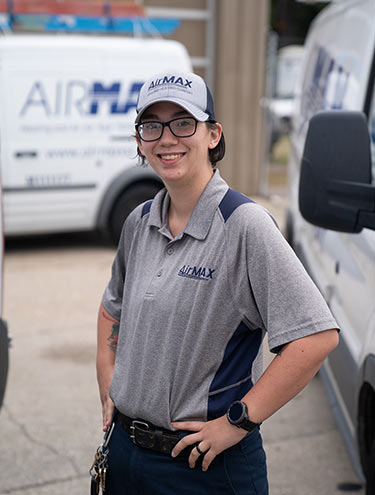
(159, 123, 178, 144)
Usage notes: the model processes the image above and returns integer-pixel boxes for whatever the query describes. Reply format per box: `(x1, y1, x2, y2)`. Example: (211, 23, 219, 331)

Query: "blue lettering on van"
(88, 82, 142, 114)
(301, 45, 350, 124)
(20, 81, 53, 116)
(20, 81, 143, 117)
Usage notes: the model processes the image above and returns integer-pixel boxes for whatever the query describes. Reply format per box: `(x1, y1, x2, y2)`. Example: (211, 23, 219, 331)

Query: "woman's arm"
(96, 302, 119, 432)
(244, 328, 339, 423)
(172, 328, 339, 471)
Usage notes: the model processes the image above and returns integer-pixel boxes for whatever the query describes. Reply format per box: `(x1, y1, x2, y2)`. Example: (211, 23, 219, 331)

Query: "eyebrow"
(141, 109, 191, 121)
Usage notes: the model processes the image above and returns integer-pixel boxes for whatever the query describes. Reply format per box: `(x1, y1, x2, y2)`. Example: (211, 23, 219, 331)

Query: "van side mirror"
(299, 111, 375, 233)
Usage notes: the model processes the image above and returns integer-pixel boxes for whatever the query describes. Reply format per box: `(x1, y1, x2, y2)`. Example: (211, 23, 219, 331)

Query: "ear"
(208, 122, 223, 149)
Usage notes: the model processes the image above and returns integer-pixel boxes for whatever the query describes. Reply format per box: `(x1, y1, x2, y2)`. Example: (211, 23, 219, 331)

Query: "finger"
(201, 448, 216, 472)
(102, 409, 108, 431)
(195, 442, 209, 456)
(103, 418, 112, 432)
(188, 444, 205, 469)
(172, 421, 205, 432)
(188, 442, 210, 469)
(103, 402, 114, 431)
(171, 432, 201, 458)
(103, 413, 111, 429)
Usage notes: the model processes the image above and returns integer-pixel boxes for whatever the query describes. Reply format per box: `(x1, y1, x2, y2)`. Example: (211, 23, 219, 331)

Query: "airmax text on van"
(19, 81, 143, 117)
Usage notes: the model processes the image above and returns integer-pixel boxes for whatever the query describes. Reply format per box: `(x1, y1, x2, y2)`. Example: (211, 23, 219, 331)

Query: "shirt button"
(167, 248, 174, 255)
(157, 271, 162, 277)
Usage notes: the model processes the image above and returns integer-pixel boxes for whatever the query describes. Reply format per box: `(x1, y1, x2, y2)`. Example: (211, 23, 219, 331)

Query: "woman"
(96, 70, 339, 494)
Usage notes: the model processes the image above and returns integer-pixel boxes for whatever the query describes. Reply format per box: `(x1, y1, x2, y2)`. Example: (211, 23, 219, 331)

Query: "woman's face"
(137, 101, 222, 188)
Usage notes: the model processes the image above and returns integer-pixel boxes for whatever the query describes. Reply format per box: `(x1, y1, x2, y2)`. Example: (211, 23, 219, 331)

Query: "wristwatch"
(226, 400, 260, 433)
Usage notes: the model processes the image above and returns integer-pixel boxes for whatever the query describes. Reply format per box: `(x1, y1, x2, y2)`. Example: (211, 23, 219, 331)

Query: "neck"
(166, 169, 214, 236)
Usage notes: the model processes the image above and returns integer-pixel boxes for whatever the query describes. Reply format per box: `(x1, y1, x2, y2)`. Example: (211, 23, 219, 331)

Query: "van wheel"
(366, 442, 375, 495)
(109, 182, 162, 245)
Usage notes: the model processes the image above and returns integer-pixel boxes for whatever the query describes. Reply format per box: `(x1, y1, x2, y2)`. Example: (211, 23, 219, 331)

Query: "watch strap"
(238, 416, 260, 433)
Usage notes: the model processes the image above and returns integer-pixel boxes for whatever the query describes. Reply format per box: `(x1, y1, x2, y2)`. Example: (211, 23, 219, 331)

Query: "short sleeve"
(102, 205, 141, 321)
(241, 205, 338, 353)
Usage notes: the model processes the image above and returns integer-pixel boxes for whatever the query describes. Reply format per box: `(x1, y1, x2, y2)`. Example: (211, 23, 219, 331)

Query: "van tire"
(366, 442, 375, 495)
(109, 182, 162, 244)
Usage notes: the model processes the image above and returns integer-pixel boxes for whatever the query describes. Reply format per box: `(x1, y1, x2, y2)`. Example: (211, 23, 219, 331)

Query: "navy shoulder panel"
(141, 200, 153, 218)
(219, 188, 254, 222)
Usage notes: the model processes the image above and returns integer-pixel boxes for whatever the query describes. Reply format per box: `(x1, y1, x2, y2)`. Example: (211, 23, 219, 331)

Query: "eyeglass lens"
(138, 117, 197, 141)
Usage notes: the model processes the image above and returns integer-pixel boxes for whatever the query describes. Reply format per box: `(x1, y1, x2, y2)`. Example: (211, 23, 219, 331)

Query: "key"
(101, 467, 107, 492)
(90, 449, 101, 477)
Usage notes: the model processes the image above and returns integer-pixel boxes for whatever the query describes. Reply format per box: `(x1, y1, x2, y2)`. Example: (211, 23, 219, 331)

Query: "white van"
(286, 0, 375, 491)
(0, 35, 191, 242)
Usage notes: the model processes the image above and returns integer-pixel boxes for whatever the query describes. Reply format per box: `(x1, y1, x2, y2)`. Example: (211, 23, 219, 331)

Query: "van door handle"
(14, 151, 38, 158)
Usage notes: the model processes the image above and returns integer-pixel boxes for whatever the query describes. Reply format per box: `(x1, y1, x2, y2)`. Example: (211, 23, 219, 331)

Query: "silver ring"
(196, 444, 205, 456)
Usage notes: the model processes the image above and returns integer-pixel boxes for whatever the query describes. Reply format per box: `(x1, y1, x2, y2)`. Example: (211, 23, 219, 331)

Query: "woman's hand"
(171, 415, 247, 471)
(102, 395, 115, 432)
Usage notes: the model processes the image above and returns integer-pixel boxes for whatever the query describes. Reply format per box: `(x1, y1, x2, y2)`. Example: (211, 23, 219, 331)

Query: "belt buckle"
(130, 420, 150, 445)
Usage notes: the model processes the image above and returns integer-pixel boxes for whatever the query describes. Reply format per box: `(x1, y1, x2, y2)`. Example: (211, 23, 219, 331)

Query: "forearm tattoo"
(102, 311, 119, 354)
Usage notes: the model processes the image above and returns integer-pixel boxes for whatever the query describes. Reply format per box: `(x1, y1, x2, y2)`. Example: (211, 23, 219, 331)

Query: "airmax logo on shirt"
(178, 264, 215, 281)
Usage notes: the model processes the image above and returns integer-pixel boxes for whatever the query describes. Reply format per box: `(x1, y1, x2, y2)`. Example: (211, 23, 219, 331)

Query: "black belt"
(116, 411, 180, 455)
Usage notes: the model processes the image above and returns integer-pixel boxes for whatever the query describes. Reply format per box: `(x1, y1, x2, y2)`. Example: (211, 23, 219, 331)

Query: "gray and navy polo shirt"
(103, 170, 337, 430)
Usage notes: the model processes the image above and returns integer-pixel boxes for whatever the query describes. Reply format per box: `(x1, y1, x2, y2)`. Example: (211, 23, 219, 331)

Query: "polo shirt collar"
(148, 169, 229, 240)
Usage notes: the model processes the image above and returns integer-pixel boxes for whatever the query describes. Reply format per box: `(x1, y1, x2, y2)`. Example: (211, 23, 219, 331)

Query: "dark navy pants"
(106, 422, 268, 494)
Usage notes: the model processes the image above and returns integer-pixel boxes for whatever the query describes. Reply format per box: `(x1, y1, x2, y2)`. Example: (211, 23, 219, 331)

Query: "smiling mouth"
(158, 153, 185, 161)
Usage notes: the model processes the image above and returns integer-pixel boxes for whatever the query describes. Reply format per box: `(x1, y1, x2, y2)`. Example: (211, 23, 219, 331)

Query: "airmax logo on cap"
(178, 264, 215, 281)
(148, 75, 193, 90)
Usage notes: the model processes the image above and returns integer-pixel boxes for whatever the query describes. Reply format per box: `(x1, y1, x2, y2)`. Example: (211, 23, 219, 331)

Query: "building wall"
(142, 0, 269, 195)
(142, 0, 208, 77)
(215, 0, 269, 195)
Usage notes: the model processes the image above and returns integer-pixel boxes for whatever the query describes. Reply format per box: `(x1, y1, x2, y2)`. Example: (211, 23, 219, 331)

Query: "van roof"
(0, 33, 189, 54)
(310, 0, 375, 32)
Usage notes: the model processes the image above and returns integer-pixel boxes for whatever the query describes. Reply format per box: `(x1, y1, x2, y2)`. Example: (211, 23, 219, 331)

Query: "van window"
(300, 44, 360, 124)
(368, 83, 375, 183)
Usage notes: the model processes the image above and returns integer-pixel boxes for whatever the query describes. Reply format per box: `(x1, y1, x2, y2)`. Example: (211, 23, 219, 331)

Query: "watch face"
(229, 401, 245, 423)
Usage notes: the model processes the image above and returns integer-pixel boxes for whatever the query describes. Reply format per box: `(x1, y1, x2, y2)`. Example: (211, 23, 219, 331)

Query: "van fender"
(95, 166, 162, 231)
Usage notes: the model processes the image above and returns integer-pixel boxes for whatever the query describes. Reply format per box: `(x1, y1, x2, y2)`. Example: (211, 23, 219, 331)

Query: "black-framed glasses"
(136, 117, 198, 142)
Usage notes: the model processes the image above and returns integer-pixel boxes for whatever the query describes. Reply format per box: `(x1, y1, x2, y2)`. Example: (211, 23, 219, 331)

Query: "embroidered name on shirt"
(178, 264, 215, 281)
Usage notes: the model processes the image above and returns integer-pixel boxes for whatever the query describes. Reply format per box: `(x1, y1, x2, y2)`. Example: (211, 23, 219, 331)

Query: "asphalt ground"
(0, 162, 365, 494)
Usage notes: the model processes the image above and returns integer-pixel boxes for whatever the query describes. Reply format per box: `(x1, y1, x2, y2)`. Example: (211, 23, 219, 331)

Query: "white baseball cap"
(135, 71, 215, 124)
